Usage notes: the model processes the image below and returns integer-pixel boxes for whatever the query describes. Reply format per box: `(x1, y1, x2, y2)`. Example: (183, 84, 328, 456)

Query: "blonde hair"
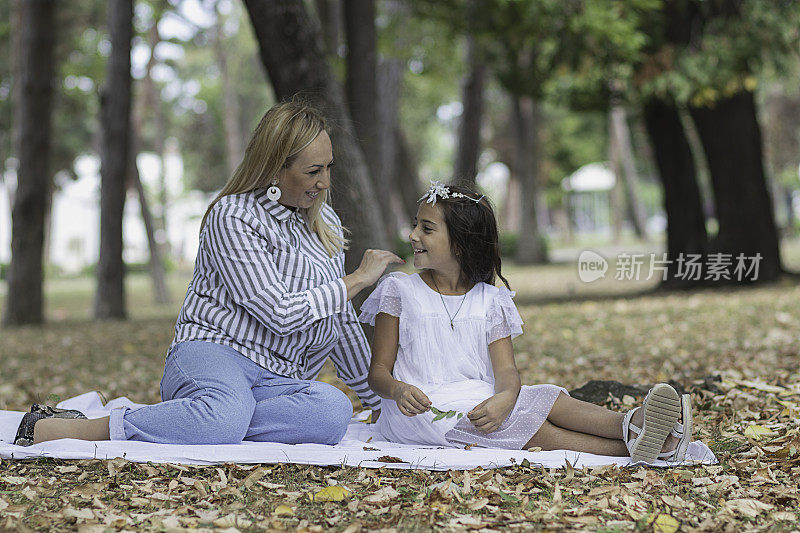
(201, 99, 348, 257)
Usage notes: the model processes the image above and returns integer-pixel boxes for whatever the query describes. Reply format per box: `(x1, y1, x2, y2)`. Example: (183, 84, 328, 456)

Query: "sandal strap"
(622, 407, 641, 452)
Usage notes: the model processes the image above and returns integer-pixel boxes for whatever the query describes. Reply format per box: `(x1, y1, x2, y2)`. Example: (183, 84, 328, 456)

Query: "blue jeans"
(108, 341, 353, 445)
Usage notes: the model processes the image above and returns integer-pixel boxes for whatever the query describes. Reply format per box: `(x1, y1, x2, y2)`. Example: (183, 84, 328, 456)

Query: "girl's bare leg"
(33, 417, 111, 443)
(525, 419, 628, 456)
(523, 392, 679, 453)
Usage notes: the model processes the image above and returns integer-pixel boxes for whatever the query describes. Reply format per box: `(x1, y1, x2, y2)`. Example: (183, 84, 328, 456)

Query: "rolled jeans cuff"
(108, 407, 130, 441)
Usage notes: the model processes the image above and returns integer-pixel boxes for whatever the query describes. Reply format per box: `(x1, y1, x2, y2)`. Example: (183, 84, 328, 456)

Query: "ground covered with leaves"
(1, 266, 800, 531)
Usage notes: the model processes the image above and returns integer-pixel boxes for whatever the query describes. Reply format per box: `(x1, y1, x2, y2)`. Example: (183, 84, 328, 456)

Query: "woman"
(16, 100, 402, 446)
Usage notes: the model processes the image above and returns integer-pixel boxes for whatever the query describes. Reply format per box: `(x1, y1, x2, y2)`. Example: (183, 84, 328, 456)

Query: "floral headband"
(419, 180, 485, 207)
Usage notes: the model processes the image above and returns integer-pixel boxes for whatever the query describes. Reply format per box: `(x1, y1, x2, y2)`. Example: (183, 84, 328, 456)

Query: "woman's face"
(408, 202, 459, 272)
(276, 130, 334, 209)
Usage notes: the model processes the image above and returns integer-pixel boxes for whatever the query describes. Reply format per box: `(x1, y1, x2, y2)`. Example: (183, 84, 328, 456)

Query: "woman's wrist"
(342, 271, 368, 300)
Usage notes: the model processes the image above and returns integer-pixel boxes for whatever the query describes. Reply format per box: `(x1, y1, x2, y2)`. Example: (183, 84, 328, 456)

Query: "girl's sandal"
(658, 394, 693, 463)
(622, 383, 681, 464)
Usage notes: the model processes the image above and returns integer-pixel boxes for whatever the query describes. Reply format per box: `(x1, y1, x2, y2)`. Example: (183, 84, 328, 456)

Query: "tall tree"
(343, 0, 390, 237)
(315, 0, 343, 57)
(3, 0, 57, 326)
(94, 0, 133, 319)
(242, 0, 388, 276)
(642, 97, 707, 287)
(510, 94, 547, 264)
(689, 92, 781, 281)
(453, 35, 486, 185)
(608, 102, 648, 238)
(214, 1, 245, 179)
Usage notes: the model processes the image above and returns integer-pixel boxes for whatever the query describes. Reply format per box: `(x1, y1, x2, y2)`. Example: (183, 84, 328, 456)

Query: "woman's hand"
(467, 390, 517, 433)
(343, 249, 405, 300)
(391, 382, 432, 417)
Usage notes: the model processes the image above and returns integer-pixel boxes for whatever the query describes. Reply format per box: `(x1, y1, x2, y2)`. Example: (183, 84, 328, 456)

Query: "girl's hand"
(391, 382, 432, 417)
(467, 391, 517, 433)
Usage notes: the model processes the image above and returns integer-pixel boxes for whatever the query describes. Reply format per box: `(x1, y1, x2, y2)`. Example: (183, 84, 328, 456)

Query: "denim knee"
(186, 392, 255, 444)
(310, 384, 353, 445)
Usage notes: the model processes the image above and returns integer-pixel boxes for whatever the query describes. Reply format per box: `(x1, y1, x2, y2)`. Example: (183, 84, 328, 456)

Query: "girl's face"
(409, 202, 460, 272)
(276, 130, 334, 209)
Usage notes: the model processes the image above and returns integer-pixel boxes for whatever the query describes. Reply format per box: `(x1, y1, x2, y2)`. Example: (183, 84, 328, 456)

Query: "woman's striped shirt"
(170, 188, 378, 409)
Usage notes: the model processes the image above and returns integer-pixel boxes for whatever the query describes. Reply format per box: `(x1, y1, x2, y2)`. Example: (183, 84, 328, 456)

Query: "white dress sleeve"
(486, 286, 524, 344)
(357, 273, 404, 325)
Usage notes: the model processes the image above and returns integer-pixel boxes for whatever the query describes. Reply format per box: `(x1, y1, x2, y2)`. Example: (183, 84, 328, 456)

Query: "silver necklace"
(430, 274, 469, 330)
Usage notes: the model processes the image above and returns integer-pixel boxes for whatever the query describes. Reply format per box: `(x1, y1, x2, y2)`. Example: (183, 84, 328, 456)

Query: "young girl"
(360, 182, 692, 464)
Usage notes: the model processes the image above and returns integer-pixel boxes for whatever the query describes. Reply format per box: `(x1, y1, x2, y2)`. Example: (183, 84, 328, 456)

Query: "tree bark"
(214, 4, 245, 179)
(243, 0, 388, 276)
(511, 94, 547, 264)
(453, 35, 486, 186)
(376, 58, 404, 240)
(394, 128, 421, 223)
(689, 91, 782, 282)
(3, 0, 56, 326)
(608, 125, 624, 243)
(315, 0, 342, 57)
(643, 97, 708, 287)
(610, 104, 648, 239)
(94, 0, 133, 319)
(343, 0, 395, 240)
(130, 151, 169, 305)
(133, 19, 170, 306)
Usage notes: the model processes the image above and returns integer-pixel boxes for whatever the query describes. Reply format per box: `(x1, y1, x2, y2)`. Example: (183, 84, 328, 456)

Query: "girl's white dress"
(358, 272, 566, 450)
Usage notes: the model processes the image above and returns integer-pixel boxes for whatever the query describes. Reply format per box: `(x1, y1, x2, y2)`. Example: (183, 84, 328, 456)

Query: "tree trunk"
(511, 94, 547, 264)
(608, 123, 624, 242)
(343, 0, 394, 240)
(133, 21, 170, 306)
(394, 128, 421, 223)
(643, 97, 708, 288)
(243, 0, 388, 277)
(610, 104, 648, 239)
(689, 91, 782, 283)
(94, 0, 133, 320)
(3, 0, 56, 326)
(376, 57, 403, 240)
(214, 4, 245, 179)
(130, 151, 170, 304)
(453, 35, 486, 186)
(141, 8, 173, 272)
(315, 0, 342, 57)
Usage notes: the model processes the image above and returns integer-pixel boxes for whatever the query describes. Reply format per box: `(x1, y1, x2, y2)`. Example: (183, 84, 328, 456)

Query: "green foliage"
(637, 1, 800, 105)
(430, 405, 463, 422)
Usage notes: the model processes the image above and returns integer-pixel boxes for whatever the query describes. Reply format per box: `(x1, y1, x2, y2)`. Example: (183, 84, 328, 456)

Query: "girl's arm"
(367, 312, 431, 416)
(467, 336, 521, 433)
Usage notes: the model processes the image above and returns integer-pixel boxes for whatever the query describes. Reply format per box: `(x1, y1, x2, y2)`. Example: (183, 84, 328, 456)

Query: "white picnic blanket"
(0, 392, 716, 470)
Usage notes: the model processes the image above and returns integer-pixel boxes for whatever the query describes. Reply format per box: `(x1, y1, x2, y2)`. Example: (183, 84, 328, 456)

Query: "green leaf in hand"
(430, 405, 465, 423)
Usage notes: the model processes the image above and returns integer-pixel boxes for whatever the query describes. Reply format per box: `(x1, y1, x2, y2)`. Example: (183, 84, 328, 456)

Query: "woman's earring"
(266, 181, 282, 201)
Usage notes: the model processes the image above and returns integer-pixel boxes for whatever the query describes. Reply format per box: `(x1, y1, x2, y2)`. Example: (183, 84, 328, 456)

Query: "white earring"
(266, 182, 281, 201)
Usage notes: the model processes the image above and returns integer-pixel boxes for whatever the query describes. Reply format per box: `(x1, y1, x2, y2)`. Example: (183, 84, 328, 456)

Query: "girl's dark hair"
(433, 184, 511, 290)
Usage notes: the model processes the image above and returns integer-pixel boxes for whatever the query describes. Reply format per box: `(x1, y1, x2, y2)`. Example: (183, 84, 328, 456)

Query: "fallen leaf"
(723, 498, 774, 518)
(363, 486, 399, 503)
(376, 455, 406, 463)
(313, 486, 351, 502)
(272, 504, 294, 517)
(744, 424, 778, 440)
(652, 513, 679, 533)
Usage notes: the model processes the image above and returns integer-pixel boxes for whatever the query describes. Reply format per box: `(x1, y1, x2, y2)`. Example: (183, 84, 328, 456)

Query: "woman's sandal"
(658, 394, 693, 463)
(622, 383, 682, 464)
(13, 403, 87, 447)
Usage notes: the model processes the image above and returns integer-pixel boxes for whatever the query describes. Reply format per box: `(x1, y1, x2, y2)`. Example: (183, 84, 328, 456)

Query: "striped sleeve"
(205, 207, 346, 336)
(329, 301, 380, 409)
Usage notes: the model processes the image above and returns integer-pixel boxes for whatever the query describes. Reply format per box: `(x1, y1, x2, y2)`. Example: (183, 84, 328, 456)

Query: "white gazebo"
(561, 162, 616, 235)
